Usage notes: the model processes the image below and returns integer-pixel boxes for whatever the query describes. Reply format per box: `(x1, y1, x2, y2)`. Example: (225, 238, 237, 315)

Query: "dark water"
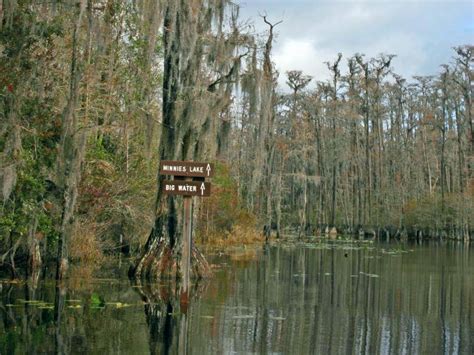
(1, 240, 473, 354)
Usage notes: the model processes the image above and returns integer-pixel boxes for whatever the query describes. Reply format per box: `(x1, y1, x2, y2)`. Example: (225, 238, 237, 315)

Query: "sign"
(162, 180, 211, 197)
(160, 160, 214, 178)
(158, 161, 213, 295)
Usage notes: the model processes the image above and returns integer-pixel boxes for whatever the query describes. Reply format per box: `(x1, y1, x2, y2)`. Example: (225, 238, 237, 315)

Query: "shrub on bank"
(196, 161, 261, 246)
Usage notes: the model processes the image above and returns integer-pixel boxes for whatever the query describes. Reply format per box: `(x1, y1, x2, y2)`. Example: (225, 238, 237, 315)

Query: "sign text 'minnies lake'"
(159, 160, 214, 177)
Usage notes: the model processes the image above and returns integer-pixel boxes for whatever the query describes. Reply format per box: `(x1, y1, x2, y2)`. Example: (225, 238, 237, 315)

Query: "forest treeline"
(238, 50, 474, 241)
(0, 0, 472, 277)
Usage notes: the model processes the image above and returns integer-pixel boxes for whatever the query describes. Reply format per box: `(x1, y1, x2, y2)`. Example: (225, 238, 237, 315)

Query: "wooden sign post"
(160, 161, 213, 295)
(182, 195, 192, 295)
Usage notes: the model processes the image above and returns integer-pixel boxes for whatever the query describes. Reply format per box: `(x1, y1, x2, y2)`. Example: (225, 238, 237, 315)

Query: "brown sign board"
(159, 160, 214, 178)
(162, 180, 211, 197)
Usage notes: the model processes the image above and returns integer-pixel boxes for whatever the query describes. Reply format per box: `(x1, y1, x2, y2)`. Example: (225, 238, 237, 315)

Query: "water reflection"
(200, 241, 473, 354)
(133, 281, 209, 355)
(0, 241, 473, 354)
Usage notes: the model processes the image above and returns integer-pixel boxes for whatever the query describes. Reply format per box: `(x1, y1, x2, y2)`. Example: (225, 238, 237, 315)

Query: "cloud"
(238, 0, 473, 90)
(273, 39, 329, 87)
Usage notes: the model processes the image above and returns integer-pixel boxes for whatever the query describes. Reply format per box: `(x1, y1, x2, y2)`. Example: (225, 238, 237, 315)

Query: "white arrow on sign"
(200, 182, 206, 196)
(206, 163, 211, 176)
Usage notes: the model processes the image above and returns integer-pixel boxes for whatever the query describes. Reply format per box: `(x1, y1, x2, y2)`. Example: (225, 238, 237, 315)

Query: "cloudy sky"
(237, 0, 473, 88)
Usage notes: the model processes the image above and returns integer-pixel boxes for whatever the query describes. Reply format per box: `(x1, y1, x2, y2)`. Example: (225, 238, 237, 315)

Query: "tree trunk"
(131, 0, 247, 282)
(55, 0, 89, 280)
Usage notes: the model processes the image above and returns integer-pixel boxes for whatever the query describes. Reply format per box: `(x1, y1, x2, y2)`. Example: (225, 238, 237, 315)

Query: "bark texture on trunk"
(131, 0, 246, 282)
(56, 0, 89, 280)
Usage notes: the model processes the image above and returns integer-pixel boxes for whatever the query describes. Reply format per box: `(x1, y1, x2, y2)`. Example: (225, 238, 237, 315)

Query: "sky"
(237, 0, 473, 89)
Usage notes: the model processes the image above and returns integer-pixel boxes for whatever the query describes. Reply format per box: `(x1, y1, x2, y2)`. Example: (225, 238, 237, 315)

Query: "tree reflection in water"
(132, 279, 209, 354)
(0, 242, 473, 354)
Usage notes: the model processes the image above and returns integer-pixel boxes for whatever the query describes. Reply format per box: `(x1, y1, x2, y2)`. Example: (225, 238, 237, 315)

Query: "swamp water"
(0, 240, 473, 354)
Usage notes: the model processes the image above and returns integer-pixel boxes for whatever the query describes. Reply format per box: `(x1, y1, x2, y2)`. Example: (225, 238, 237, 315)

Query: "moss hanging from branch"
(131, 0, 253, 282)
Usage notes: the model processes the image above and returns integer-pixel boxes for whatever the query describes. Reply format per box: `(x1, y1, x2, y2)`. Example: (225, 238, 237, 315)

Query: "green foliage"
(90, 293, 105, 308)
(88, 136, 116, 162)
(0, 1, 67, 257)
(1, 0, 163, 265)
(0, 212, 15, 235)
(0, 149, 59, 254)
